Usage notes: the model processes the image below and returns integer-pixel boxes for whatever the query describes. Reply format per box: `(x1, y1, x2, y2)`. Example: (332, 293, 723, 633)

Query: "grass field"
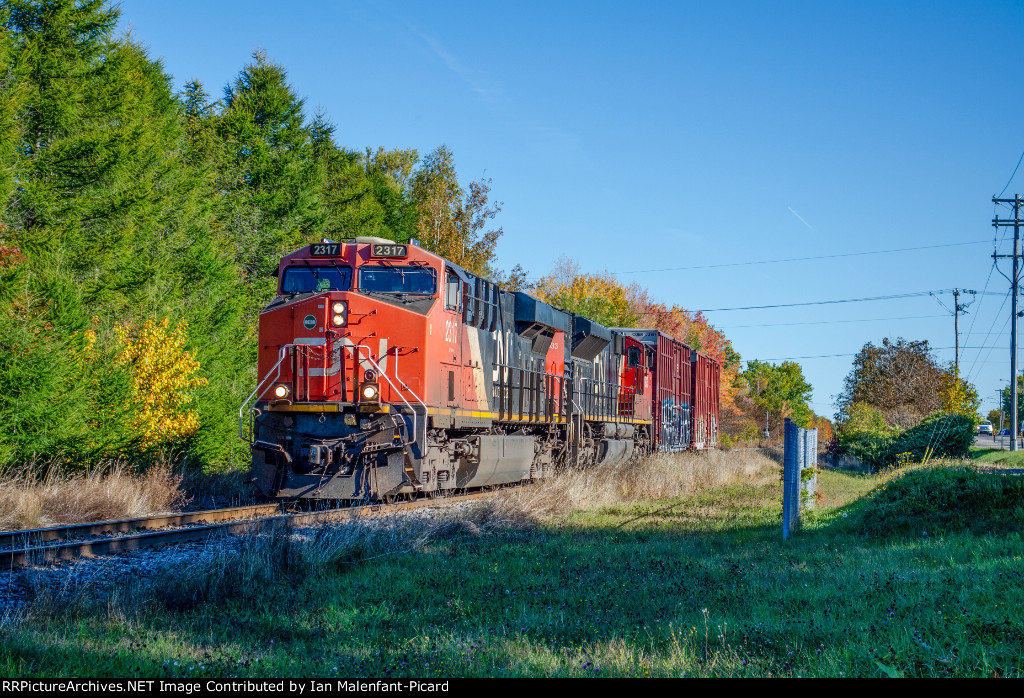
(970, 447, 1024, 467)
(2, 452, 1022, 678)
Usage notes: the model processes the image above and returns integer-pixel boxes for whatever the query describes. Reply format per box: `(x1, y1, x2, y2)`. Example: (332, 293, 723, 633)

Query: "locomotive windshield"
(280, 266, 352, 294)
(359, 266, 436, 295)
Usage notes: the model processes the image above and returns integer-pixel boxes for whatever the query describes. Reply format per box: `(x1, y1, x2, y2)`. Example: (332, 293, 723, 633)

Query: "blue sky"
(119, 0, 1024, 418)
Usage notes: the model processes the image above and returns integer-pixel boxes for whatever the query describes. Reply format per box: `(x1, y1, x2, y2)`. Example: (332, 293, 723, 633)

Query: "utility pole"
(930, 289, 977, 371)
(993, 195, 1023, 450)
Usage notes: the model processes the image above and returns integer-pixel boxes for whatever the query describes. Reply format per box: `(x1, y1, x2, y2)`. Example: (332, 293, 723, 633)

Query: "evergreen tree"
(309, 114, 417, 241)
(216, 50, 323, 285)
(0, 3, 21, 206)
(0, 2, 515, 472)
(358, 145, 419, 240)
(0, 0, 250, 467)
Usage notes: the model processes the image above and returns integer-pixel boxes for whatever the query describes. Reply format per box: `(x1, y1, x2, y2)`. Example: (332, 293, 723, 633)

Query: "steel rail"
(0, 503, 285, 549)
(0, 491, 492, 569)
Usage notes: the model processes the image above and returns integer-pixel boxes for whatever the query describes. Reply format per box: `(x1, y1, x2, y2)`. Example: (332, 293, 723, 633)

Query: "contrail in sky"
(788, 206, 816, 231)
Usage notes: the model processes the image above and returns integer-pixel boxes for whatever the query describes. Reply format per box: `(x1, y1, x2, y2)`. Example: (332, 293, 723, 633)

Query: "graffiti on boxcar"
(660, 397, 691, 451)
(695, 416, 706, 447)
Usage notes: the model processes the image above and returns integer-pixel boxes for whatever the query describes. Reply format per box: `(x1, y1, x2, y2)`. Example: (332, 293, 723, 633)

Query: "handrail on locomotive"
(240, 341, 427, 454)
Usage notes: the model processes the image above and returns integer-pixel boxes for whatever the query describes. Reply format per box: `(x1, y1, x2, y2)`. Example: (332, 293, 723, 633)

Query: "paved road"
(974, 434, 1024, 451)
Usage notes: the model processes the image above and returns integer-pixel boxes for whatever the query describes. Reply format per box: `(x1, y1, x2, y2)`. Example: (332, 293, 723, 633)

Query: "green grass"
(970, 447, 1024, 467)
(2, 462, 1023, 678)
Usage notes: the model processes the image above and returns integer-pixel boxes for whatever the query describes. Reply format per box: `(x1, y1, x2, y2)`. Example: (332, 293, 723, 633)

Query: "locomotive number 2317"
(310, 243, 341, 256)
(371, 244, 407, 257)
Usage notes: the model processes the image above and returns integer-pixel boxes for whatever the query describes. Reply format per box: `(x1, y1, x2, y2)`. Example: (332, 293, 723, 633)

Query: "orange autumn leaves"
(532, 256, 740, 409)
(627, 286, 741, 410)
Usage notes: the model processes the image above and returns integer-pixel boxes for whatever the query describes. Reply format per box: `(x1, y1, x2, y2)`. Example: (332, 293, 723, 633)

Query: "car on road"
(999, 428, 1012, 436)
(979, 421, 993, 435)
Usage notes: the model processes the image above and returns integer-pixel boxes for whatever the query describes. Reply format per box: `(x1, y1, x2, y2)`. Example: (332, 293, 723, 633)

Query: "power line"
(692, 289, 1002, 314)
(960, 260, 996, 377)
(609, 239, 990, 275)
(747, 353, 859, 361)
(997, 149, 1024, 199)
(749, 345, 1007, 362)
(527, 239, 992, 281)
(965, 289, 1010, 383)
(719, 314, 947, 329)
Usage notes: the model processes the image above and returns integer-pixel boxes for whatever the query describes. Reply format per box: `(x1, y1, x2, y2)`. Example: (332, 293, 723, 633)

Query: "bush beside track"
(839, 462, 1024, 538)
(839, 412, 974, 471)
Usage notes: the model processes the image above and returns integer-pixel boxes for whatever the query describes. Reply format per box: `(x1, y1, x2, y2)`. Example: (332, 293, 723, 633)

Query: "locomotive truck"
(241, 237, 719, 500)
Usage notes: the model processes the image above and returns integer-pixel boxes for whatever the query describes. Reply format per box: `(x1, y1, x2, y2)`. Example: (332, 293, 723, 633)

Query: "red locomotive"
(242, 238, 720, 499)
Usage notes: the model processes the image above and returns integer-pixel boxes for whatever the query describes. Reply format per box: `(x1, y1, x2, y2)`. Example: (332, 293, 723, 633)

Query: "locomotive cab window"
(445, 271, 462, 311)
(359, 266, 437, 295)
(280, 266, 352, 294)
(626, 346, 642, 368)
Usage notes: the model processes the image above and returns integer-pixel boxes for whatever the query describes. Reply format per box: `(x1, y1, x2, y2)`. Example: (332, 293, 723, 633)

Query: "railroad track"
(0, 492, 492, 569)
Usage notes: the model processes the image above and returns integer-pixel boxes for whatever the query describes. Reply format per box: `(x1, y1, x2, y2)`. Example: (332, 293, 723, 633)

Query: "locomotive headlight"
(331, 301, 347, 326)
(360, 382, 380, 402)
(272, 384, 290, 399)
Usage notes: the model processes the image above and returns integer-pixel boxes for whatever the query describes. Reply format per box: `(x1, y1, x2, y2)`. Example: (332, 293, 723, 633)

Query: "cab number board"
(310, 243, 341, 256)
(371, 244, 408, 258)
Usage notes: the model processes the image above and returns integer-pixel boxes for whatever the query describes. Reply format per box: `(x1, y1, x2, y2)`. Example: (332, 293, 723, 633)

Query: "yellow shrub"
(114, 317, 208, 448)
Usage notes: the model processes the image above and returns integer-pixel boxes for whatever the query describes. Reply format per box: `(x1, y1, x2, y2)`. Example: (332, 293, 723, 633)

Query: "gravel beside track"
(0, 493, 490, 617)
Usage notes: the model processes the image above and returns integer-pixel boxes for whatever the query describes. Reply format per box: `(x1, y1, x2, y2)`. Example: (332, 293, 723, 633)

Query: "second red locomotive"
(242, 238, 719, 500)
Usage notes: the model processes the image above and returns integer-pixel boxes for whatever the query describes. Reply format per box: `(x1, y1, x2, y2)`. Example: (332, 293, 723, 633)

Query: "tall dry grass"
(0, 462, 189, 531)
(15, 449, 780, 619)
(496, 447, 780, 520)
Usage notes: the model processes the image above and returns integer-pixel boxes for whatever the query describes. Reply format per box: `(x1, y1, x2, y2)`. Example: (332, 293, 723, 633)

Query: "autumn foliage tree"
(115, 318, 208, 450)
(532, 256, 638, 328)
(530, 256, 748, 433)
(940, 365, 980, 423)
(409, 145, 504, 276)
(838, 338, 950, 430)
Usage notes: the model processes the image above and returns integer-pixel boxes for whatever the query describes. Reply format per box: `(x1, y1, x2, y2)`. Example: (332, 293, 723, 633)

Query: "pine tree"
(0, 1, 250, 467)
(216, 50, 323, 285)
(0, 4, 21, 206)
(308, 114, 418, 242)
